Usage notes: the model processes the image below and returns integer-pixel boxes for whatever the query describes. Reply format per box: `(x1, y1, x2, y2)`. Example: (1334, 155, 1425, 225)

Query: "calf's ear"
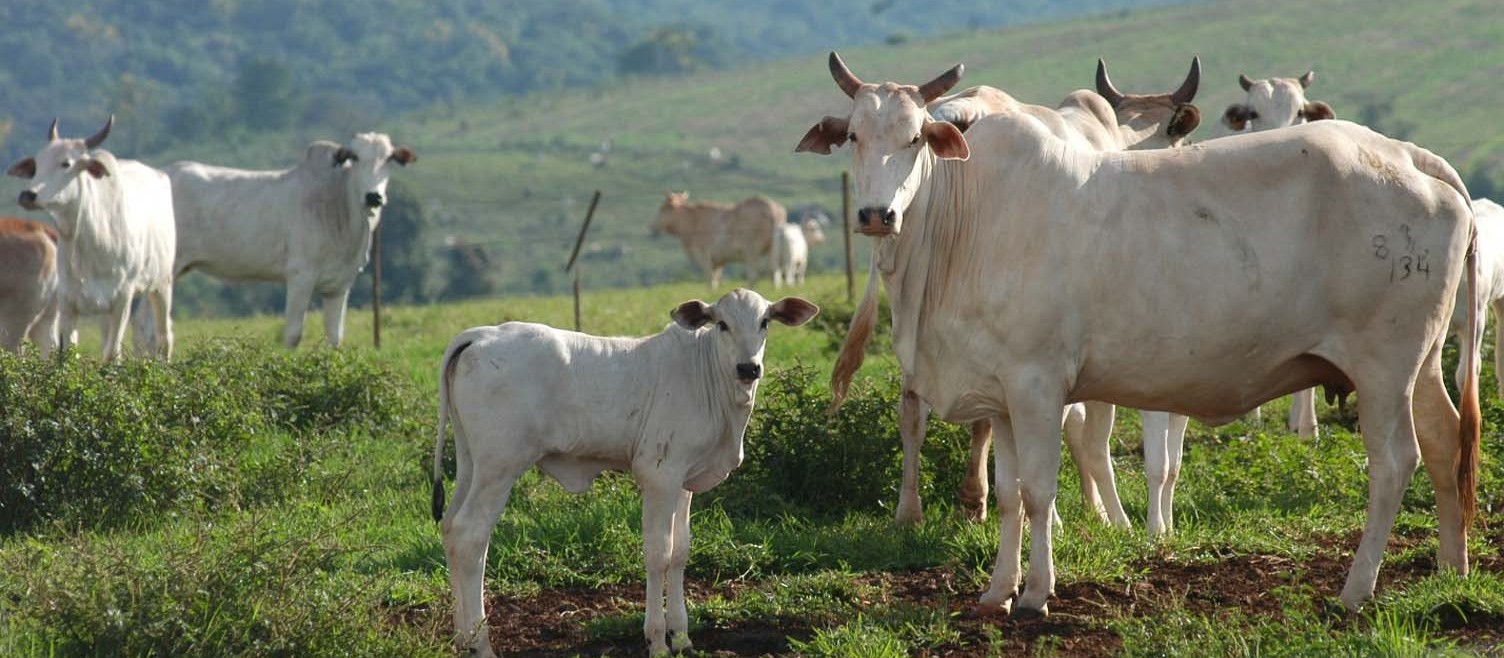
(6, 157, 36, 179)
(923, 121, 969, 160)
(769, 297, 820, 327)
(1300, 101, 1335, 122)
(795, 116, 849, 155)
(671, 300, 715, 330)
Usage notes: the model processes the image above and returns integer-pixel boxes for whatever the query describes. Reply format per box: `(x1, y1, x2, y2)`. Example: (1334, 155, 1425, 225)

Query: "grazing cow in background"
(1222, 71, 1335, 135)
(162, 132, 416, 349)
(880, 57, 1200, 529)
(801, 53, 1478, 615)
(7, 117, 175, 362)
(432, 289, 818, 658)
(772, 217, 828, 287)
(651, 192, 784, 289)
(0, 217, 60, 355)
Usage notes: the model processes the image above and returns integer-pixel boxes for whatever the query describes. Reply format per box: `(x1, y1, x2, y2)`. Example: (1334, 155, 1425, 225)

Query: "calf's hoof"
(1010, 605, 1047, 621)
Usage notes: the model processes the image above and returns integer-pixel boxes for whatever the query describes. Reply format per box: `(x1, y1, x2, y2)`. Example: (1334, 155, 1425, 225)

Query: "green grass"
(4, 272, 1503, 656)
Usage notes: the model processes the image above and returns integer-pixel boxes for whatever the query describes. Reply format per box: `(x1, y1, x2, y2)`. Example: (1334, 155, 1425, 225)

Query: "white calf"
(431, 289, 818, 657)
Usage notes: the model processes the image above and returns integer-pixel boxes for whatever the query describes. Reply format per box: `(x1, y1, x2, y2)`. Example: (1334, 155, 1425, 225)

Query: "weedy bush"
(0, 341, 420, 534)
(709, 364, 973, 518)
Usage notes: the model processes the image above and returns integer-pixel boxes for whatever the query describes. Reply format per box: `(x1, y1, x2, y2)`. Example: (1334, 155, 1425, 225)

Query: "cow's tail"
(829, 259, 882, 413)
(432, 334, 476, 523)
(1459, 225, 1481, 529)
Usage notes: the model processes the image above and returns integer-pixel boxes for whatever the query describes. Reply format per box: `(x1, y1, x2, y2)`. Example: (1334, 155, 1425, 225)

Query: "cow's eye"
(760, 318, 769, 330)
(910, 134, 921, 146)
(60, 159, 72, 169)
(717, 321, 729, 332)
(847, 133, 857, 143)
(1248, 111, 1260, 120)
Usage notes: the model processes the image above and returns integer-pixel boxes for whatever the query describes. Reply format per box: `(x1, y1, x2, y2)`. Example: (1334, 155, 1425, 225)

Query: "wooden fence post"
(372, 223, 382, 348)
(565, 190, 603, 332)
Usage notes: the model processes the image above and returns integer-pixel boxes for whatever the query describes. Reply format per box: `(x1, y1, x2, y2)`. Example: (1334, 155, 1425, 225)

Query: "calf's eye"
(847, 133, 858, 143)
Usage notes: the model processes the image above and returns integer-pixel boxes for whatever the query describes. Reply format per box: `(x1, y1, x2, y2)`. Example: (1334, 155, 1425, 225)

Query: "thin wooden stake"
(565, 190, 603, 332)
(372, 222, 382, 348)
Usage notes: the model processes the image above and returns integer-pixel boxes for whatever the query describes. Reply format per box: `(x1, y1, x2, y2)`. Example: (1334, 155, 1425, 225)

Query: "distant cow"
(1222, 71, 1335, 134)
(7, 117, 175, 362)
(0, 217, 60, 355)
(652, 192, 784, 288)
(165, 133, 416, 348)
(431, 289, 818, 658)
(772, 218, 827, 287)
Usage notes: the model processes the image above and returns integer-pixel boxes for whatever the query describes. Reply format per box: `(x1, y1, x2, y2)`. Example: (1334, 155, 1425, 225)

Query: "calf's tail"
(432, 335, 476, 523)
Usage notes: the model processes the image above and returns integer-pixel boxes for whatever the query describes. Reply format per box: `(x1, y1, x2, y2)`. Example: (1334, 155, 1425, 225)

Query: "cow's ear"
(769, 297, 820, 327)
(333, 147, 358, 167)
(83, 159, 111, 179)
(1168, 104, 1201, 140)
(1222, 104, 1254, 131)
(923, 120, 969, 160)
(1300, 101, 1335, 122)
(795, 116, 849, 155)
(6, 157, 36, 179)
(671, 300, 715, 330)
(391, 146, 417, 166)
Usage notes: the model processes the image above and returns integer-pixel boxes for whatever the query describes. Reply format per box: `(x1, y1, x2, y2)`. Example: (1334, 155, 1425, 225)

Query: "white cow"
(800, 53, 1479, 615)
(1453, 198, 1504, 395)
(880, 57, 1202, 531)
(0, 217, 61, 355)
(431, 289, 818, 657)
(1221, 71, 1335, 135)
(651, 192, 785, 289)
(7, 117, 175, 362)
(772, 218, 827, 287)
(165, 133, 416, 348)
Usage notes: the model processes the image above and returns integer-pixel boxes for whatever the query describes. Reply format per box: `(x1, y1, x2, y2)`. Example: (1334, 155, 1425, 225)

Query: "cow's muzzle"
(856, 206, 897, 236)
(17, 190, 40, 211)
(735, 362, 762, 382)
(365, 192, 384, 208)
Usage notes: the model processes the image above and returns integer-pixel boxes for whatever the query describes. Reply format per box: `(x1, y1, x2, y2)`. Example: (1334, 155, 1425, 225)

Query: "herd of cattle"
(0, 119, 419, 360)
(1, 49, 1499, 657)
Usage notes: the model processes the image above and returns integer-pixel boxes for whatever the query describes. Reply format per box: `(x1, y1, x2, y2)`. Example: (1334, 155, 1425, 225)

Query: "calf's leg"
(441, 461, 527, 658)
(666, 490, 694, 654)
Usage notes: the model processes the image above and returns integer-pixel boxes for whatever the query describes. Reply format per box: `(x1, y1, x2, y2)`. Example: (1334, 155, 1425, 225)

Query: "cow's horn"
(1095, 59, 1125, 107)
(828, 52, 864, 99)
(1238, 73, 1254, 92)
(1298, 70, 1315, 88)
(84, 115, 113, 149)
(47, 118, 59, 142)
(1171, 56, 1201, 104)
(918, 63, 964, 103)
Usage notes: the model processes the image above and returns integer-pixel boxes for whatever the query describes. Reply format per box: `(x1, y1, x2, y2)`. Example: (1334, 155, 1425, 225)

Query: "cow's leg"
(147, 285, 173, 361)
(1143, 410, 1171, 535)
(895, 387, 930, 526)
(282, 276, 315, 349)
(1010, 395, 1067, 618)
(709, 266, 723, 290)
(322, 288, 351, 348)
(666, 490, 694, 655)
(1289, 389, 1318, 438)
(1161, 413, 1189, 533)
(1339, 372, 1420, 610)
(639, 478, 680, 657)
(959, 419, 992, 522)
(1414, 341, 1469, 574)
(100, 291, 135, 363)
(56, 299, 78, 357)
(441, 459, 525, 658)
(1073, 402, 1128, 528)
(978, 414, 1023, 614)
(1491, 300, 1504, 398)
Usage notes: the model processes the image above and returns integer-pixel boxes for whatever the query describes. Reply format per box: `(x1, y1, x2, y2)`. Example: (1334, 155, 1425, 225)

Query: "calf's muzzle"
(17, 190, 39, 210)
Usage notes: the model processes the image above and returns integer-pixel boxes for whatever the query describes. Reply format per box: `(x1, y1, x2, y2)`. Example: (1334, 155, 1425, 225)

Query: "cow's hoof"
(669, 630, 694, 655)
(894, 505, 923, 527)
(1010, 605, 1047, 621)
(961, 500, 988, 523)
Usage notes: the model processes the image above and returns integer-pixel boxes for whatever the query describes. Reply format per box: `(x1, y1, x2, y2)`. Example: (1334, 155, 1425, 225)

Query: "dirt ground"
(474, 527, 1504, 657)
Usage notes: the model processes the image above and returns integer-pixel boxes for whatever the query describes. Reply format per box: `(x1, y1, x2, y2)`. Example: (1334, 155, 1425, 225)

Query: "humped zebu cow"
(651, 192, 785, 289)
(161, 132, 416, 349)
(879, 57, 1202, 533)
(431, 289, 818, 657)
(6, 117, 175, 362)
(772, 216, 828, 287)
(0, 217, 61, 355)
(799, 52, 1478, 615)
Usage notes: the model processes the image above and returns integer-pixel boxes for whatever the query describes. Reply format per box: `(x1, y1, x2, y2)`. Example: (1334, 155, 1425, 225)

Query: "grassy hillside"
(3, 0, 1500, 300)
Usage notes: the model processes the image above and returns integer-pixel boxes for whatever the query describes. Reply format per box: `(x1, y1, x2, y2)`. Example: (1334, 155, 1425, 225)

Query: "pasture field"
(2, 272, 1504, 657)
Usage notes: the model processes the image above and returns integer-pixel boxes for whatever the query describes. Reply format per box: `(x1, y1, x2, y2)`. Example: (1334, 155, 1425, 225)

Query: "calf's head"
(1222, 71, 1334, 133)
(796, 52, 969, 238)
(332, 132, 417, 213)
(671, 288, 818, 388)
(7, 116, 115, 213)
